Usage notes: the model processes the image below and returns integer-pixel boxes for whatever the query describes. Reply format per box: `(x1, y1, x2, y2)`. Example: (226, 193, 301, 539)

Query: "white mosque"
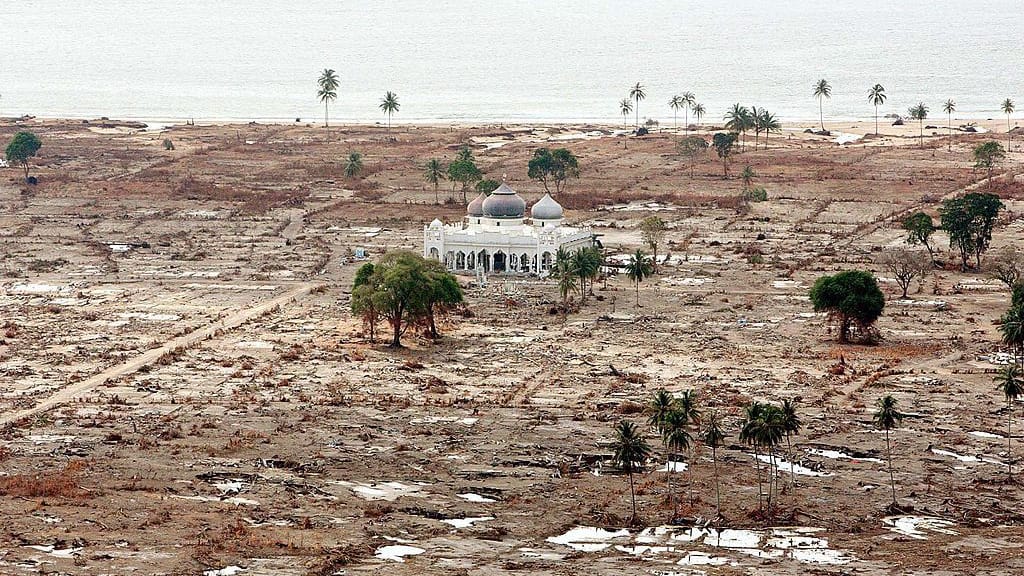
(423, 182, 593, 275)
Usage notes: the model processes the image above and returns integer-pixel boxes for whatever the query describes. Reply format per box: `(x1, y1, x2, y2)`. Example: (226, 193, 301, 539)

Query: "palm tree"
(669, 95, 684, 128)
(760, 110, 781, 148)
(682, 92, 696, 134)
(629, 82, 646, 130)
(908, 102, 929, 148)
(814, 79, 832, 131)
(781, 399, 801, 488)
(675, 389, 701, 505)
(344, 152, 363, 177)
(703, 411, 726, 520)
(1000, 304, 1024, 366)
(868, 84, 886, 136)
(943, 99, 956, 152)
(619, 98, 633, 127)
(647, 389, 675, 432)
(750, 105, 763, 149)
(625, 249, 653, 308)
(692, 103, 706, 129)
(741, 165, 755, 191)
(873, 395, 904, 508)
(611, 420, 652, 524)
(554, 247, 579, 304)
(661, 408, 692, 519)
(423, 159, 446, 204)
(995, 365, 1024, 476)
(739, 402, 766, 511)
(724, 104, 752, 150)
(756, 405, 786, 512)
(1002, 98, 1015, 150)
(317, 68, 339, 133)
(379, 91, 400, 137)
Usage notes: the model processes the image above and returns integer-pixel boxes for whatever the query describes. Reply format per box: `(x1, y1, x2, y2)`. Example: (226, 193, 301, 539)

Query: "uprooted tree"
(809, 270, 885, 343)
(351, 251, 464, 347)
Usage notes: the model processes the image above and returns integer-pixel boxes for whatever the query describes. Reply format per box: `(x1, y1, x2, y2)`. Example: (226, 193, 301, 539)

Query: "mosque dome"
(481, 182, 526, 218)
(466, 192, 486, 216)
(530, 193, 564, 220)
(429, 218, 443, 228)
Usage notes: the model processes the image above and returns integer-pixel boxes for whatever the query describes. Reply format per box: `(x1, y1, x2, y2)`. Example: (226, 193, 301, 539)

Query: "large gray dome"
(531, 193, 564, 220)
(481, 182, 526, 218)
(467, 192, 486, 216)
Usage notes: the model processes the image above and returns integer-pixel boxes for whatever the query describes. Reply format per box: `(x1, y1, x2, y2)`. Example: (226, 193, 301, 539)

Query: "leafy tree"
(809, 270, 885, 343)
(475, 178, 500, 195)
(423, 158, 446, 204)
(873, 395, 904, 508)
(973, 140, 1006, 189)
(712, 132, 738, 178)
(703, 411, 726, 519)
(692, 103, 706, 128)
(344, 152, 363, 177)
(995, 365, 1024, 476)
(447, 147, 482, 203)
(943, 99, 956, 151)
(629, 82, 646, 130)
(939, 192, 1004, 270)
(5, 131, 42, 181)
(879, 248, 932, 299)
(902, 212, 936, 259)
(379, 91, 400, 137)
(639, 216, 667, 272)
(619, 98, 633, 127)
(1002, 98, 1015, 150)
(814, 79, 832, 131)
(351, 263, 378, 341)
(781, 399, 801, 489)
(317, 69, 339, 131)
(527, 148, 580, 194)
(625, 249, 654, 307)
(421, 260, 464, 338)
(678, 136, 708, 178)
(611, 420, 652, 524)
(868, 84, 886, 135)
(908, 102, 929, 147)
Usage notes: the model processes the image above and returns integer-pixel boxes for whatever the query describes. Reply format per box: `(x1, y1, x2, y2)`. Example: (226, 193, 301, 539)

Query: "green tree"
(5, 131, 42, 181)
(647, 389, 676, 432)
(661, 408, 691, 519)
(868, 84, 886, 136)
(423, 158, 447, 204)
(724, 104, 752, 150)
(973, 140, 1006, 189)
(625, 249, 654, 308)
(712, 132, 738, 178)
(809, 270, 885, 343)
(1000, 304, 1024, 366)
(447, 147, 482, 203)
(741, 165, 755, 191)
(527, 148, 580, 194)
(629, 82, 646, 130)
(739, 402, 767, 512)
(702, 411, 726, 519)
(421, 259, 464, 339)
(475, 178, 500, 195)
(344, 152, 363, 177)
(943, 99, 956, 151)
(939, 192, 1004, 270)
(781, 399, 801, 489)
(619, 98, 633, 127)
(571, 247, 601, 301)
(675, 389, 701, 505)
(995, 365, 1024, 476)
(317, 69, 339, 131)
(678, 136, 708, 178)
(692, 103, 706, 128)
(1002, 98, 1015, 150)
(351, 262, 378, 341)
(553, 247, 579, 304)
(379, 91, 400, 137)
(639, 216, 667, 272)
(759, 109, 781, 148)
(902, 212, 936, 259)
(351, 251, 450, 347)
(611, 420, 652, 524)
(873, 395, 904, 508)
(814, 79, 832, 131)
(908, 102, 929, 147)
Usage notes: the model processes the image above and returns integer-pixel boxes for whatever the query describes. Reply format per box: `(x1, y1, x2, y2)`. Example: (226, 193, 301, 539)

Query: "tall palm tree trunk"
(948, 113, 953, 151)
(666, 454, 675, 520)
(684, 109, 689, 135)
(786, 432, 795, 488)
(687, 446, 695, 506)
(635, 281, 640, 308)
(875, 105, 879, 136)
(819, 98, 824, 131)
(753, 445, 763, 511)
(712, 447, 721, 519)
(885, 428, 896, 506)
(1008, 398, 1013, 477)
(628, 470, 637, 522)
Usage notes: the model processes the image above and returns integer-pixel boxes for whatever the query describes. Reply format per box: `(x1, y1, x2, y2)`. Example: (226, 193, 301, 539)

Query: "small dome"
(482, 182, 526, 218)
(531, 193, 564, 220)
(467, 192, 486, 216)
(429, 218, 443, 228)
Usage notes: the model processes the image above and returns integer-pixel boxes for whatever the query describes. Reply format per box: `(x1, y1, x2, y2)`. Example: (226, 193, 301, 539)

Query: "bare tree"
(879, 249, 932, 299)
(986, 246, 1024, 289)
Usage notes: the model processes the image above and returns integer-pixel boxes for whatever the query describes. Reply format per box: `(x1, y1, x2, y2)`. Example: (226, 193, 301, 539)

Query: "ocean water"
(1, 0, 1021, 124)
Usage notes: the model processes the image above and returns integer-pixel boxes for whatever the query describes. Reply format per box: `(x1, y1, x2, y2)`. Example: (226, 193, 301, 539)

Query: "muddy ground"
(1, 118, 1024, 575)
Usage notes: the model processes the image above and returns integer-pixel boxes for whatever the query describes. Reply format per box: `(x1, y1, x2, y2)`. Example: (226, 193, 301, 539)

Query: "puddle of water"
(24, 545, 82, 558)
(752, 454, 832, 477)
(969, 431, 1005, 440)
(657, 461, 688, 473)
(441, 516, 494, 529)
(807, 448, 883, 464)
(546, 526, 631, 552)
(203, 567, 244, 576)
(883, 516, 957, 540)
(457, 493, 496, 503)
(375, 544, 425, 562)
(334, 480, 426, 501)
(930, 447, 1005, 466)
(677, 551, 733, 566)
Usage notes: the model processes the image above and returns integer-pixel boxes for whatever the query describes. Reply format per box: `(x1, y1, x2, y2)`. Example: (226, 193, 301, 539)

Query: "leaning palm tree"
(611, 420, 652, 524)
(868, 84, 886, 136)
(814, 79, 832, 131)
(995, 365, 1024, 476)
(423, 159, 446, 204)
(908, 102, 929, 148)
(692, 103, 706, 129)
(873, 395, 904, 508)
(669, 95, 684, 128)
(619, 98, 633, 127)
(625, 249, 653, 308)
(629, 82, 646, 130)
(661, 409, 692, 520)
(781, 399, 802, 488)
(317, 68, 340, 133)
(1002, 98, 1015, 150)
(379, 91, 400, 137)
(681, 91, 696, 134)
(703, 411, 726, 520)
(760, 110, 781, 148)
(943, 99, 956, 151)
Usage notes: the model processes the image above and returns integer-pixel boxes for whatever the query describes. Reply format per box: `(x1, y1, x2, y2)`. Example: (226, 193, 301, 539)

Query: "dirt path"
(0, 282, 319, 428)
